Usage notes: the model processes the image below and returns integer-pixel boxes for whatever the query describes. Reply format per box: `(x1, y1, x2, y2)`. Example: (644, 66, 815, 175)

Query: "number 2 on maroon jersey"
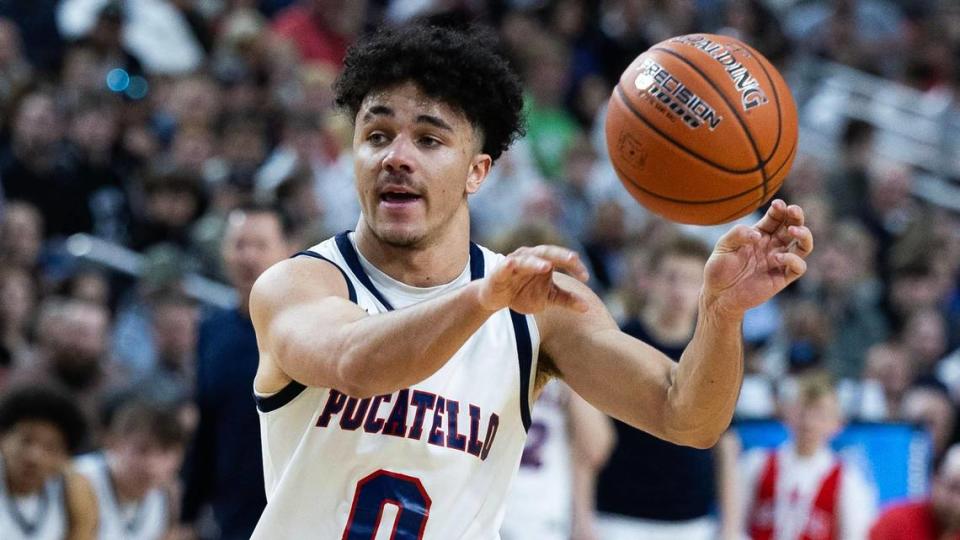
(341, 470, 432, 540)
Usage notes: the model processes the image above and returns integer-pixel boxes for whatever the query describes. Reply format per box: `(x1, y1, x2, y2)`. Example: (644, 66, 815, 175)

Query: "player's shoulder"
(251, 235, 351, 310)
(71, 452, 102, 476)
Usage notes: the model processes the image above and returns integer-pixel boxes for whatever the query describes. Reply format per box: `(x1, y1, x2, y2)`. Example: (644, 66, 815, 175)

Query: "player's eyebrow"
(361, 107, 452, 133)
(415, 114, 453, 132)
(362, 105, 393, 123)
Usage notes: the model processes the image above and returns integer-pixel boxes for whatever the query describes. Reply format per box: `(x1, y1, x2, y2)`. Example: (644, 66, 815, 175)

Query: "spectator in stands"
(75, 1, 143, 79)
(0, 201, 44, 271)
(716, 0, 791, 65)
(0, 384, 94, 538)
(0, 18, 32, 115)
(901, 383, 957, 464)
(180, 203, 292, 539)
(75, 398, 187, 540)
(870, 443, 960, 539)
(0, 268, 36, 384)
(11, 297, 117, 446)
(57, 0, 203, 74)
(886, 259, 945, 325)
(739, 372, 877, 540)
(67, 94, 130, 241)
(861, 341, 913, 419)
(124, 290, 200, 405)
(129, 170, 206, 253)
(808, 220, 889, 378)
(901, 308, 950, 384)
(518, 32, 580, 181)
(829, 119, 875, 218)
(0, 0, 65, 73)
(271, 0, 365, 70)
(596, 236, 736, 540)
(0, 90, 89, 238)
(860, 160, 917, 261)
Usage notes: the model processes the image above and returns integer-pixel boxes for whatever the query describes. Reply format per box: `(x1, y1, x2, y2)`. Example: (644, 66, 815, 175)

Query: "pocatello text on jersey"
(316, 388, 500, 460)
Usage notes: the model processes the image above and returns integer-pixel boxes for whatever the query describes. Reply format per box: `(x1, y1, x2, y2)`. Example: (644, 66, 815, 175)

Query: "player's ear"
(466, 153, 492, 194)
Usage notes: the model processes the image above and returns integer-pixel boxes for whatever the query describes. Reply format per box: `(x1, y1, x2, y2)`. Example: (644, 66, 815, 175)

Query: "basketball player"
(500, 379, 614, 540)
(75, 399, 187, 540)
(740, 373, 876, 540)
(0, 384, 96, 540)
(249, 21, 814, 539)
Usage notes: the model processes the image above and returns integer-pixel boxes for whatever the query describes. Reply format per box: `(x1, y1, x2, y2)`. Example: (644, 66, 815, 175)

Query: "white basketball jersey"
(253, 232, 539, 540)
(501, 380, 572, 540)
(74, 453, 168, 540)
(0, 454, 67, 540)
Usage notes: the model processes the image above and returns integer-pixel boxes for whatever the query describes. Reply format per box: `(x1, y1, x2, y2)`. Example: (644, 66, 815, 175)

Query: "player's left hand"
(702, 199, 813, 315)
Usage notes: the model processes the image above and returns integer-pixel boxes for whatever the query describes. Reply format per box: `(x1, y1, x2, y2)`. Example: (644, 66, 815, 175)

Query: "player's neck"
(354, 212, 471, 288)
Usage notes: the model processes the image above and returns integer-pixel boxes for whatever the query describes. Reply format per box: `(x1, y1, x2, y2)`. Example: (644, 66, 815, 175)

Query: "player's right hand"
(476, 245, 590, 314)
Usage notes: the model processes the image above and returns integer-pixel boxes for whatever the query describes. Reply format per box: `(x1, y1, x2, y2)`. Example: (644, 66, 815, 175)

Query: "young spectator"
(740, 372, 877, 540)
(596, 236, 738, 540)
(0, 201, 44, 271)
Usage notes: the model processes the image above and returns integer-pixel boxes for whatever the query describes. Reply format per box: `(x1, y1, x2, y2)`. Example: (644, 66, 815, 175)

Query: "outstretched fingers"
(547, 282, 590, 313)
(717, 224, 762, 251)
(775, 252, 808, 280)
(786, 225, 814, 257)
(516, 245, 590, 282)
(753, 199, 788, 235)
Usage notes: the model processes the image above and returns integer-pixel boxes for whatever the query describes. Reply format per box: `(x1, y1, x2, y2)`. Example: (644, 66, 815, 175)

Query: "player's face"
(353, 82, 491, 248)
(0, 421, 69, 494)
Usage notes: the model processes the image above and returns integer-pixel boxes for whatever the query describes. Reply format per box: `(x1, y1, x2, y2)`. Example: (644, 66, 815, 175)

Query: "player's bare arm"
(537, 199, 813, 448)
(64, 469, 97, 540)
(251, 245, 590, 398)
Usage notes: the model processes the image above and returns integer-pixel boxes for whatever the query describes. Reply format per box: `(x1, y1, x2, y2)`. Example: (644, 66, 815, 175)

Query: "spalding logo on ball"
(605, 34, 798, 225)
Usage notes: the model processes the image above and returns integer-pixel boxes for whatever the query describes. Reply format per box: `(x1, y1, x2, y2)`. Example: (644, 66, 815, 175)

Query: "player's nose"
(382, 136, 415, 174)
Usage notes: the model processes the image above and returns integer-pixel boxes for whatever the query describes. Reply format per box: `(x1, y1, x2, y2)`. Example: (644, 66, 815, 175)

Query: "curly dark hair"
(334, 21, 526, 162)
(0, 385, 87, 454)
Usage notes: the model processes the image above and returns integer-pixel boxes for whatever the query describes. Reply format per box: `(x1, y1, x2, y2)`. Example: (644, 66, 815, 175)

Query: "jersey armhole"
(510, 311, 538, 432)
(292, 250, 357, 303)
(254, 251, 354, 413)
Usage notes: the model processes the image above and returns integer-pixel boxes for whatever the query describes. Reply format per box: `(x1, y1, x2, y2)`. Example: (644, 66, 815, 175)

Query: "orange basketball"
(605, 34, 798, 225)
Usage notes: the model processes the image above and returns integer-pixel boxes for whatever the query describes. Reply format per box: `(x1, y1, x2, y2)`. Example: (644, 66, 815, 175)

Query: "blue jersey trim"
(510, 310, 534, 432)
(469, 242, 484, 280)
(335, 233, 397, 311)
(292, 250, 357, 303)
(334, 232, 487, 311)
(255, 380, 308, 412)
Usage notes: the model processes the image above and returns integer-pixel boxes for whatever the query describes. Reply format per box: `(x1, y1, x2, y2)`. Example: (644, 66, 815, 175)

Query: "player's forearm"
(280, 281, 496, 397)
(668, 293, 745, 448)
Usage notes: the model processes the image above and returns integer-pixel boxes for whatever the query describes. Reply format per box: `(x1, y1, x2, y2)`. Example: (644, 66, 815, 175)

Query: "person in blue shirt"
(179, 203, 293, 539)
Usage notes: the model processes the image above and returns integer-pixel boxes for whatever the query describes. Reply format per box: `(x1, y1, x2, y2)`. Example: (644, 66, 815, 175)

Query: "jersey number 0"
(342, 470, 432, 539)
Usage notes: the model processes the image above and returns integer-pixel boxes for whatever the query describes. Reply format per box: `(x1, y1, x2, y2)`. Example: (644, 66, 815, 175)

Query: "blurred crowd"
(1, 0, 960, 539)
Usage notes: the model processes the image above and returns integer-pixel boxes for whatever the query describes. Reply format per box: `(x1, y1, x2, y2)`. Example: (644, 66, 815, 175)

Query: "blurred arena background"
(0, 0, 959, 539)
